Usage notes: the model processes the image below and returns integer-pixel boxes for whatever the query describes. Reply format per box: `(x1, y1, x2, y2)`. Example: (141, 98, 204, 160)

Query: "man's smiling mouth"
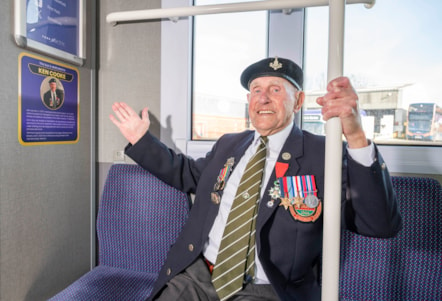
(258, 110, 275, 114)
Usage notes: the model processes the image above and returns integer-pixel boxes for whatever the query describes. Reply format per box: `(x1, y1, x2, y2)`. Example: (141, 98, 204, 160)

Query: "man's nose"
(258, 91, 270, 103)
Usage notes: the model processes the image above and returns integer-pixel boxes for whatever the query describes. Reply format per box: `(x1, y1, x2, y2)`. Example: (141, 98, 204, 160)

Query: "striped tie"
(212, 136, 268, 301)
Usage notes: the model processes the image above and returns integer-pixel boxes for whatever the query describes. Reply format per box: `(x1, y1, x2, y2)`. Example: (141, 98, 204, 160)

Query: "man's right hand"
(110, 102, 150, 145)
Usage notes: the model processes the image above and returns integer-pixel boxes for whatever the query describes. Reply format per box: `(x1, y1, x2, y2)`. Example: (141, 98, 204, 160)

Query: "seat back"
(340, 176, 442, 300)
(97, 164, 190, 273)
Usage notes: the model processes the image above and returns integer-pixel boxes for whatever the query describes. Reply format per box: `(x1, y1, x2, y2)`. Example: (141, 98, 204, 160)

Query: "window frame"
(160, 0, 442, 175)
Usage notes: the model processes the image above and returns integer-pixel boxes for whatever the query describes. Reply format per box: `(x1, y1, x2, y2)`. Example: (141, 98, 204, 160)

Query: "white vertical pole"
(321, 0, 345, 300)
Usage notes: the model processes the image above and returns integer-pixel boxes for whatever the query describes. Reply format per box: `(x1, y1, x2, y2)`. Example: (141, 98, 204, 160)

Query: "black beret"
(240, 57, 303, 91)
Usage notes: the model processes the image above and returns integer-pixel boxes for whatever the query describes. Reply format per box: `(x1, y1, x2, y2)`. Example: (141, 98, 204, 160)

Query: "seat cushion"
(48, 265, 156, 301)
(340, 177, 442, 301)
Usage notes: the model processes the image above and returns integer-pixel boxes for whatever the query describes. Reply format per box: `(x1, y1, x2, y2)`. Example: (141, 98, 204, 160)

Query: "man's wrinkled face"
(247, 76, 303, 136)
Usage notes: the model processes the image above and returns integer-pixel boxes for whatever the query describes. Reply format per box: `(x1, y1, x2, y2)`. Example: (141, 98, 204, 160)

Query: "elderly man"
(43, 78, 64, 109)
(110, 57, 402, 301)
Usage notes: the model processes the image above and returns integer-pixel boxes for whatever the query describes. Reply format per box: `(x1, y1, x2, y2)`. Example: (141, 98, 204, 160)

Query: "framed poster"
(13, 0, 85, 66)
(18, 52, 80, 145)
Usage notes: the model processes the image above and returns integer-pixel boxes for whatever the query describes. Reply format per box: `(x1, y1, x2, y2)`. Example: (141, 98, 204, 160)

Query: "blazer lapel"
(231, 133, 255, 169)
(210, 132, 254, 201)
(257, 126, 304, 226)
(203, 132, 254, 227)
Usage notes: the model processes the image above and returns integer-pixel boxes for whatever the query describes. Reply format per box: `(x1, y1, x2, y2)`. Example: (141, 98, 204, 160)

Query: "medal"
(293, 194, 304, 208)
(289, 175, 321, 222)
(277, 177, 295, 211)
(275, 162, 289, 178)
(268, 180, 281, 200)
(279, 197, 292, 210)
(211, 191, 221, 204)
(213, 180, 225, 191)
(213, 157, 234, 192)
(275, 174, 322, 222)
(211, 157, 235, 205)
(289, 201, 322, 223)
(304, 194, 319, 208)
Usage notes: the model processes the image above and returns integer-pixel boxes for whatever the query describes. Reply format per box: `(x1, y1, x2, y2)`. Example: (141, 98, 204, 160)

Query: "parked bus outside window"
(406, 103, 442, 141)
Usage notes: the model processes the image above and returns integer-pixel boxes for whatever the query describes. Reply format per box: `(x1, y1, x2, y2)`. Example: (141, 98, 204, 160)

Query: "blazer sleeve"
(342, 144, 402, 238)
(124, 131, 215, 194)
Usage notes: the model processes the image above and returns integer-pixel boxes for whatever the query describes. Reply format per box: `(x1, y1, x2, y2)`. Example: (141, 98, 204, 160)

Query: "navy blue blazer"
(126, 125, 402, 301)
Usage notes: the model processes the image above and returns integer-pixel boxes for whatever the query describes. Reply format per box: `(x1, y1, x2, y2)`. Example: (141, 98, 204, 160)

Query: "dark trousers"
(154, 257, 279, 301)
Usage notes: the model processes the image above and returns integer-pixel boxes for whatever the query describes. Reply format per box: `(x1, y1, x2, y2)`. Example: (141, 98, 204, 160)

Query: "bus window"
(302, 109, 325, 136)
(304, 0, 442, 146)
(302, 108, 374, 140)
(192, 0, 267, 140)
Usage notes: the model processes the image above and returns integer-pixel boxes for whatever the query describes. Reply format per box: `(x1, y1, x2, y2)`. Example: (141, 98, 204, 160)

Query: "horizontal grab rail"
(106, 0, 375, 25)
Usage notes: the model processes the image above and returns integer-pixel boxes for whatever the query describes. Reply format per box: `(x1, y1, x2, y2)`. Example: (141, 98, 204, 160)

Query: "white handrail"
(322, 1, 345, 300)
(106, 0, 374, 24)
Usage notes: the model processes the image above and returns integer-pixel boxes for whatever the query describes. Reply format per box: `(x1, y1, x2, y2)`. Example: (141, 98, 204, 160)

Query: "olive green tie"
(212, 136, 268, 301)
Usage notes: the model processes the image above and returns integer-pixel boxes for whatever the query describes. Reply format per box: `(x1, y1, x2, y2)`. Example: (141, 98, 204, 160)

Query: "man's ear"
(294, 91, 305, 112)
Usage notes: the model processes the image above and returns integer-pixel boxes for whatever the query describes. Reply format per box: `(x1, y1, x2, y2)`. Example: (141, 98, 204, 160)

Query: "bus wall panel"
(0, 1, 94, 300)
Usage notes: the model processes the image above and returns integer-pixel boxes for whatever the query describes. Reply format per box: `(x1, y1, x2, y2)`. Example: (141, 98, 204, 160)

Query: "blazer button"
(381, 162, 386, 170)
(166, 268, 172, 276)
(188, 244, 194, 252)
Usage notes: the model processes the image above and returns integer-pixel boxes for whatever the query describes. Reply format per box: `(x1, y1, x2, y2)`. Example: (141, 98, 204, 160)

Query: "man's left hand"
(316, 77, 368, 148)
